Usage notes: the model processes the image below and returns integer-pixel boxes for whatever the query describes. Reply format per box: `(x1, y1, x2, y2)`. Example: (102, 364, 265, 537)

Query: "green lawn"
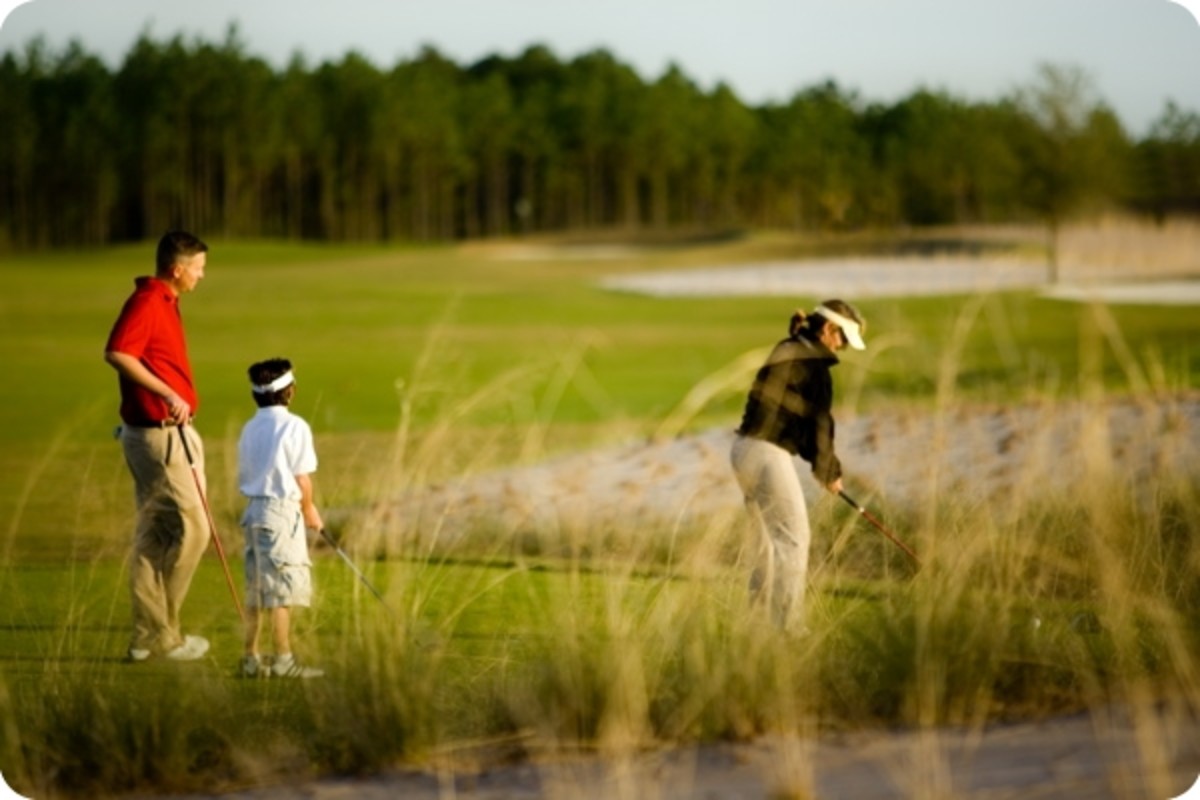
(5, 237, 1197, 442)
(2, 233, 1198, 796)
(3, 229, 1196, 583)
(3, 235, 1197, 562)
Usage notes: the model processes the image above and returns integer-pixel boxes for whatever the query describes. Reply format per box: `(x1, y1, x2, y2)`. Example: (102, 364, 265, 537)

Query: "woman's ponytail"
(788, 309, 808, 339)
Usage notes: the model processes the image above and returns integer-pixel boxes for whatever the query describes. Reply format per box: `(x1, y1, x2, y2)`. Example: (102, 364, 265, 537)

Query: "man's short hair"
(156, 231, 208, 274)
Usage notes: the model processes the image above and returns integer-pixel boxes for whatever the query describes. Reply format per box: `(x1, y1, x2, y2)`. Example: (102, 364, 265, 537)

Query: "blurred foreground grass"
(3, 465, 1198, 796)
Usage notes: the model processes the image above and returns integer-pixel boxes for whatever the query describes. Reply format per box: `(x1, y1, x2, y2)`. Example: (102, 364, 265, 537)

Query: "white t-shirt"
(237, 406, 318, 500)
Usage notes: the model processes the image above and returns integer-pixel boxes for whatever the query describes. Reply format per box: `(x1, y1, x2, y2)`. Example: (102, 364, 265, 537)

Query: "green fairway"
(2, 233, 1199, 796)
(3, 235, 1197, 562)
(4, 236, 1198, 442)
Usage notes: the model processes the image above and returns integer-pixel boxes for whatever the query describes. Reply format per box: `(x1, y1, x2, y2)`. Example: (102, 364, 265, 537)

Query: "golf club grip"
(177, 423, 196, 464)
(838, 490, 864, 512)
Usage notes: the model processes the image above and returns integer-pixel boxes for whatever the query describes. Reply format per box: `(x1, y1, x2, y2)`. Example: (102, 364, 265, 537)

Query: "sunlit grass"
(1, 224, 1198, 796)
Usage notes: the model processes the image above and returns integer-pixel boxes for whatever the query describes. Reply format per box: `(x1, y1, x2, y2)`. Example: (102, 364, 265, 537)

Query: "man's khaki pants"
(121, 424, 210, 654)
(730, 435, 812, 631)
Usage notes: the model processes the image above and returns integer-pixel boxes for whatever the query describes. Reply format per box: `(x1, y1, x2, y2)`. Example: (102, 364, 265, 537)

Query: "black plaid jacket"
(735, 333, 842, 485)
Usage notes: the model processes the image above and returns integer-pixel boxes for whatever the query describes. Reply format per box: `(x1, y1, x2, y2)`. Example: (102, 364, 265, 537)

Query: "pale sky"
(1, 0, 1198, 136)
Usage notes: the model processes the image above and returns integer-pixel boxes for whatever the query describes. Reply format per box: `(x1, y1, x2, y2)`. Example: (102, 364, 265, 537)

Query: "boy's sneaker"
(240, 654, 263, 678)
(270, 653, 324, 678)
(127, 647, 152, 663)
(164, 635, 210, 661)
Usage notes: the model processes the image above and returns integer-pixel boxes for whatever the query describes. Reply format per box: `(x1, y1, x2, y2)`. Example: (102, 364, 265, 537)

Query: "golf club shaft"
(838, 490, 922, 569)
(318, 528, 395, 617)
(177, 425, 246, 624)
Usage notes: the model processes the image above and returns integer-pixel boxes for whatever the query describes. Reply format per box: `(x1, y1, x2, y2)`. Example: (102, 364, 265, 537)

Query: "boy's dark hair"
(156, 230, 208, 274)
(248, 357, 295, 408)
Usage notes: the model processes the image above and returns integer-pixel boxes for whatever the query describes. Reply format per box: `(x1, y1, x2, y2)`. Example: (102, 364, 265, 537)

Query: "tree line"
(1, 29, 1198, 250)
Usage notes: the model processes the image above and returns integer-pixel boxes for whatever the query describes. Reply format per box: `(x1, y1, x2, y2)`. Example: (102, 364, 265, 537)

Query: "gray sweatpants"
(730, 435, 812, 630)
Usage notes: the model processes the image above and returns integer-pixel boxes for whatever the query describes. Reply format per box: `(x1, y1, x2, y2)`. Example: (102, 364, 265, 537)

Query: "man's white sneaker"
(270, 654, 323, 678)
(164, 635, 210, 661)
(127, 647, 152, 662)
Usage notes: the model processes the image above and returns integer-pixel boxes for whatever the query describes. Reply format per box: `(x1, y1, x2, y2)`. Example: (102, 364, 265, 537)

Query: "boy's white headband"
(252, 371, 295, 394)
(815, 305, 866, 350)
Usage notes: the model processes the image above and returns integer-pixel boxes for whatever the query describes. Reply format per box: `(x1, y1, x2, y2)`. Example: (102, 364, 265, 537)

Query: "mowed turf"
(3, 234, 1200, 794)
(1, 236, 1197, 567)
(3, 235, 1198, 563)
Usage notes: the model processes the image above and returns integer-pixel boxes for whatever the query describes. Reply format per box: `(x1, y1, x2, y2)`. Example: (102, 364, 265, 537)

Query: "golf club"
(838, 490, 922, 570)
(177, 425, 246, 624)
(318, 528, 395, 618)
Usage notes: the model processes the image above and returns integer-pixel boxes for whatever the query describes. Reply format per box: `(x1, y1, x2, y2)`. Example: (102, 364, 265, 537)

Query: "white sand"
(1043, 280, 1200, 305)
(601, 257, 1050, 298)
(370, 396, 1200, 552)
(600, 258, 1200, 303)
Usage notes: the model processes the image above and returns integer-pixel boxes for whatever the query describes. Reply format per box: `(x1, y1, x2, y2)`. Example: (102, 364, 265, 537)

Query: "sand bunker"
(601, 258, 1200, 304)
(364, 395, 1200, 551)
(601, 258, 1048, 298)
(1043, 280, 1200, 305)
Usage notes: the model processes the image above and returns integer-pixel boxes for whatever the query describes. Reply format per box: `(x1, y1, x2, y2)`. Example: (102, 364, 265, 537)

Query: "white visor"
(252, 371, 295, 394)
(815, 305, 866, 350)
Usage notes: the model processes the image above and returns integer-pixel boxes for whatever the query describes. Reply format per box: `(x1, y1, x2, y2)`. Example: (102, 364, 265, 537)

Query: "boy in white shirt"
(237, 358, 324, 678)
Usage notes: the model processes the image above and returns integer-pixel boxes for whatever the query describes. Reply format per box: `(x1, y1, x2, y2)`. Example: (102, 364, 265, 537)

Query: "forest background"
(2, 28, 1199, 252)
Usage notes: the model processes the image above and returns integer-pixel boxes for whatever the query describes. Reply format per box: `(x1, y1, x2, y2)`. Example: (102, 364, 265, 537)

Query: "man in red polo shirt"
(105, 230, 212, 662)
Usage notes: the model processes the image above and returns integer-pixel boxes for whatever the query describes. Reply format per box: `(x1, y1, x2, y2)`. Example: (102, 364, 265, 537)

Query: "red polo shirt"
(106, 276, 199, 425)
